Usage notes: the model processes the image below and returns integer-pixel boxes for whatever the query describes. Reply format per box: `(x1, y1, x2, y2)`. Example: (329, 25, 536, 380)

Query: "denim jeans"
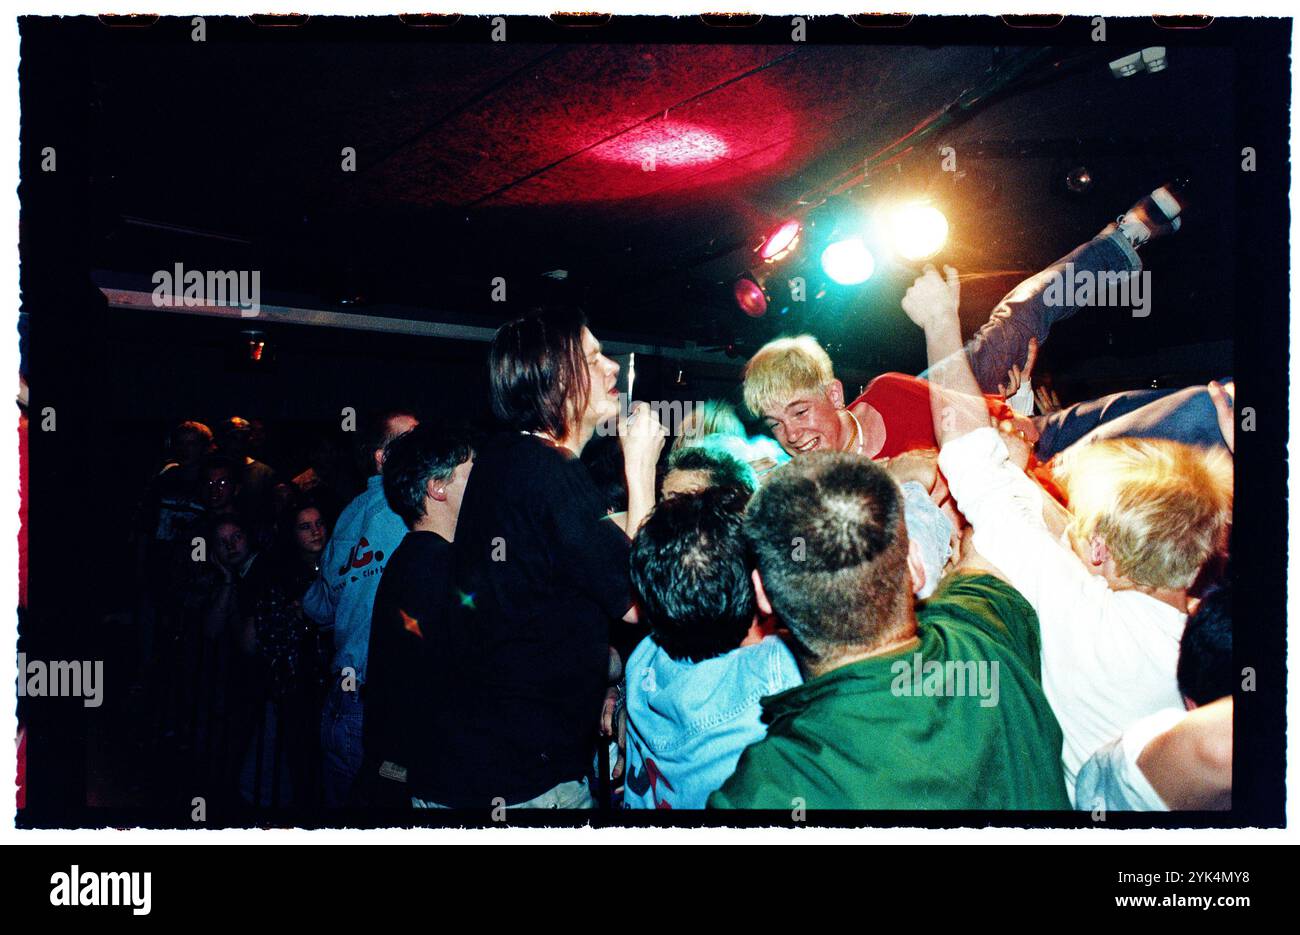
(1032, 382, 1232, 460)
(923, 230, 1227, 459)
(411, 777, 595, 810)
(320, 682, 364, 807)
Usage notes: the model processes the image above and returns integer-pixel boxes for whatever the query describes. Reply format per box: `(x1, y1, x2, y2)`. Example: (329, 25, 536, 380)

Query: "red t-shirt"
(852, 372, 1065, 503)
(851, 372, 1011, 459)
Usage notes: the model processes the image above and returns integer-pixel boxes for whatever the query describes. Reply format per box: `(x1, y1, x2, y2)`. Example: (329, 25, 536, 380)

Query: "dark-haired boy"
(364, 423, 474, 804)
(660, 444, 757, 500)
(624, 487, 800, 809)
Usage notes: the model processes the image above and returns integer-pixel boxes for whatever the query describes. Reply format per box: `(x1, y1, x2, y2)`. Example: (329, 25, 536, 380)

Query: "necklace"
(841, 408, 864, 454)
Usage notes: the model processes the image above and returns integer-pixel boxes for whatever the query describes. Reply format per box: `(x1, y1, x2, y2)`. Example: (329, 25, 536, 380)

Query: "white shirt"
(938, 428, 1187, 801)
(1074, 707, 1187, 812)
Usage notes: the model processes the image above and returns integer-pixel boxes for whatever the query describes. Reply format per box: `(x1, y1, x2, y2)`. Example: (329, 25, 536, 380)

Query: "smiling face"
(574, 327, 622, 433)
(760, 380, 849, 457)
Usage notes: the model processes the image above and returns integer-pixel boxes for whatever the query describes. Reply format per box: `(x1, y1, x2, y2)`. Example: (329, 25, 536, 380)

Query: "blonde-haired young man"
(901, 263, 1233, 801)
(742, 334, 1027, 460)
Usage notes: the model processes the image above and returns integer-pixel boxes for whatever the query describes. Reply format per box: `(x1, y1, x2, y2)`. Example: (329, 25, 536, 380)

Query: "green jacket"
(709, 574, 1070, 810)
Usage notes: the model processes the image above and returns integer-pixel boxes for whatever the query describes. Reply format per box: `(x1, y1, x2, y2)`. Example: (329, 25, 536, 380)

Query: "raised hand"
(901, 263, 961, 331)
(620, 401, 668, 475)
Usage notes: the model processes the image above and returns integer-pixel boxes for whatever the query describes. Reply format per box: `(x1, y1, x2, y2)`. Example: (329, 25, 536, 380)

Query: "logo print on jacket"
(338, 537, 384, 576)
(626, 756, 675, 809)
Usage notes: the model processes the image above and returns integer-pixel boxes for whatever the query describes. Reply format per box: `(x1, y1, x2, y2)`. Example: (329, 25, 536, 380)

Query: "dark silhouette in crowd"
(363, 422, 475, 806)
(217, 416, 278, 517)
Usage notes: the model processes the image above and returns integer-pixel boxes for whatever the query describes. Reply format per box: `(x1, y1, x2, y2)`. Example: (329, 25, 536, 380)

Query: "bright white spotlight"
(820, 238, 875, 285)
(889, 203, 949, 261)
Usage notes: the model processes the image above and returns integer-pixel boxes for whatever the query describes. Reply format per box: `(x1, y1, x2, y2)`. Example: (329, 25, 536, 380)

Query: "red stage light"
(733, 274, 768, 317)
(759, 219, 801, 262)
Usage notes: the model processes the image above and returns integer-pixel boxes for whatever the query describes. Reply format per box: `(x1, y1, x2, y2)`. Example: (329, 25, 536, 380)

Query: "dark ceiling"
(31, 16, 1240, 381)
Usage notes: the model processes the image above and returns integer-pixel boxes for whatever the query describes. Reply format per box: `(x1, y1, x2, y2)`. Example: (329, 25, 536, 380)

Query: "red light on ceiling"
(594, 121, 728, 167)
(759, 219, 801, 262)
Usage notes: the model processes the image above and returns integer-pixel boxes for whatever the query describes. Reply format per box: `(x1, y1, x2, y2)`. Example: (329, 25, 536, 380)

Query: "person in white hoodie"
(623, 487, 801, 809)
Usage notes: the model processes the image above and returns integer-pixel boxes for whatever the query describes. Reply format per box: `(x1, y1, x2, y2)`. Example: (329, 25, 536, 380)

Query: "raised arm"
(899, 264, 988, 445)
(620, 401, 668, 538)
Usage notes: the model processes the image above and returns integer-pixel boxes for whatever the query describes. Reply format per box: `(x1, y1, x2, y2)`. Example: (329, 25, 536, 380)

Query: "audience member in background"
(204, 515, 262, 641)
(413, 307, 665, 810)
(293, 432, 363, 522)
(304, 408, 417, 806)
(624, 488, 800, 809)
(671, 399, 746, 451)
(137, 420, 214, 548)
(217, 416, 278, 516)
(202, 455, 243, 522)
(902, 262, 1232, 801)
(710, 453, 1069, 809)
(674, 399, 786, 478)
(660, 444, 757, 500)
(237, 499, 332, 807)
(132, 420, 214, 669)
(363, 422, 474, 806)
(1076, 584, 1234, 811)
(190, 513, 263, 794)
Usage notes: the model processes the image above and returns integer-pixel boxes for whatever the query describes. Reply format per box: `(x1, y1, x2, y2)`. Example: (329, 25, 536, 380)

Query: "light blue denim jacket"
(623, 634, 801, 809)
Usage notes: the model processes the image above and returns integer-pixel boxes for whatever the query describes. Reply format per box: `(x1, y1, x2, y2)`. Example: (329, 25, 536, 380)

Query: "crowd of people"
(130, 183, 1235, 814)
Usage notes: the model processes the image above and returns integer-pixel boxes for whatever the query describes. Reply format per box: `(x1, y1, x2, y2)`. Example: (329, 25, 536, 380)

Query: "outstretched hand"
(901, 264, 961, 331)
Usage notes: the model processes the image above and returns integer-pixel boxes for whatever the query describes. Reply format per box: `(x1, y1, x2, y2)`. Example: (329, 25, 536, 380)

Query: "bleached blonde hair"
(1055, 438, 1233, 591)
(741, 335, 836, 418)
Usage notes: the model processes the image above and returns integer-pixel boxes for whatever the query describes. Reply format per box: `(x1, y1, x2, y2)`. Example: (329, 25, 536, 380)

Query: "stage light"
(241, 329, 268, 362)
(888, 203, 949, 261)
(759, 219, 802, 262)
(733, 272, 768, 317)
(820, 238, 875, 285)
(1065, 165, 1093, 193)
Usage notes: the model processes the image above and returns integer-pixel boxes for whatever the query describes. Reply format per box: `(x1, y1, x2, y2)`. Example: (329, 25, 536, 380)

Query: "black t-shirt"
(365, 530, 452, 775)
(424, 432, 632, 806)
